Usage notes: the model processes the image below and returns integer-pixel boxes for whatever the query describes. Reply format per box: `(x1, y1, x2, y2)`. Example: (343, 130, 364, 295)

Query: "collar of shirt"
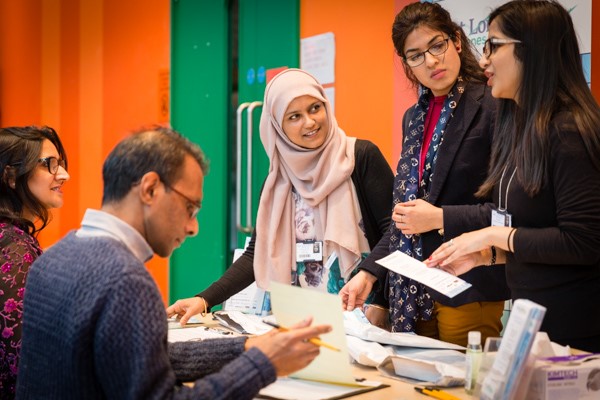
(76, 209, 154, 263)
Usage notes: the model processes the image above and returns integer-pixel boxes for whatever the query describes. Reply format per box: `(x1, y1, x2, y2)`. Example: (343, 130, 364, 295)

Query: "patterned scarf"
(388, 78, 465, 332)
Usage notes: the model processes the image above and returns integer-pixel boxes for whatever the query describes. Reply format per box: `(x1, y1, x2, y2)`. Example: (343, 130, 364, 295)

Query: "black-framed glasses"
(38, 157, 67, 175)
(482, 38, 522, 58)
(403, 38, 450, 67)
(164, 183, 201, 219)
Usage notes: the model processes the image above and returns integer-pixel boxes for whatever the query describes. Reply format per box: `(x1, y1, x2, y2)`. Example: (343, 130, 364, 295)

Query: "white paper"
(214, 310, 272, 335)
(167, 326, 235, 343)
(300, 32, 335, 85)
(376, 251, 471, 298)
(344, 309, 465, 350)
(223, 246, 268, 315)
(258, 377, 383, 400)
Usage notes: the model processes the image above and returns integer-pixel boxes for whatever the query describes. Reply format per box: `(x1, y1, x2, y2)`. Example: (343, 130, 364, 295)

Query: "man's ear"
(138, 171, 161, 205)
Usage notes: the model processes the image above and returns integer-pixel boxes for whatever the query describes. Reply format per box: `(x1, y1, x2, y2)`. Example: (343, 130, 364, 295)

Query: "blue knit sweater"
(16, 233, 276, 399)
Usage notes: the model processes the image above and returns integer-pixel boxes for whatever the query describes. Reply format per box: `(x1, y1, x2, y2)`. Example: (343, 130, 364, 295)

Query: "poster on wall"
(423, 0, 591, 83)
(301, 32, 336, 111)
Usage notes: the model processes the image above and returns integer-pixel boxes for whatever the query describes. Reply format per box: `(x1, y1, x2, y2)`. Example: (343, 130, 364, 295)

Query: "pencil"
(262, 320, 341, 352)
(414, 387, 462, 400)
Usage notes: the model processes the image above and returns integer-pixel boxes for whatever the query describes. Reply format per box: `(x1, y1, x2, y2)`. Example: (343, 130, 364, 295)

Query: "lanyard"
(498, 166, 517, 211)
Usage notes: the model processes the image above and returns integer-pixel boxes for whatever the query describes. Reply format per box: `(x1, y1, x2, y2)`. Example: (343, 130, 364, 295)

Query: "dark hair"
(0, 126, 68, 235)
(102, 125, 209, 204)
(391, 2, 486, 88)
(477, 0, 600, 197)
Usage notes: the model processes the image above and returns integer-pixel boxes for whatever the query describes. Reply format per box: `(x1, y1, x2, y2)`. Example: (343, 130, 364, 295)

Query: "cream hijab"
(254, 68, 366, 289)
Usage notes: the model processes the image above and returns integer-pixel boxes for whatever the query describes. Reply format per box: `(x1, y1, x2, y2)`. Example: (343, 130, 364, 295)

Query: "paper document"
(344, 309, 464, 350)
(258, 377, 386, 400)
(167, 326, 235, 343)
(222, 247, 269, 316)
(268, 282, 356, 386)
(213, 310, 272, 335)
(376, 251, 471, 298)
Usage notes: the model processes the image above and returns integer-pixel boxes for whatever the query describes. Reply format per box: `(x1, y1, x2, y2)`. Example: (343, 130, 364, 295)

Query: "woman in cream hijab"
(168, 69, 393, 324)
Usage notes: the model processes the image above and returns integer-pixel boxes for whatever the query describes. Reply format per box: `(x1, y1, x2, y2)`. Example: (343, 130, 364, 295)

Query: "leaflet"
(376, 251, 471, 298)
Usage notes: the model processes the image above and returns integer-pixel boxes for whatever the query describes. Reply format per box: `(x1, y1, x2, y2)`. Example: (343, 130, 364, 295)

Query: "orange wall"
(0, 0, 171, 304)
(300, 0, 416, 168)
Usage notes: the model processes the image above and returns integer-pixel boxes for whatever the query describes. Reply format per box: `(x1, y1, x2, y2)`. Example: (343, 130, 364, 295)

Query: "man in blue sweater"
(16, 127, 330, 399)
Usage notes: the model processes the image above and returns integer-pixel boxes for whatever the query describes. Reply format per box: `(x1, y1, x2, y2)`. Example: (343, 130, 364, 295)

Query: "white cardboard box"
(529, 354, 600, 399)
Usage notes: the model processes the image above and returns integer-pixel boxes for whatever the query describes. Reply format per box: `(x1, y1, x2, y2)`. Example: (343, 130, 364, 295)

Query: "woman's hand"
(339, 271, 377, 311)
(392, 199, 443, 235)
(166, 296, 208, 326)
(424, 228, 493, 275)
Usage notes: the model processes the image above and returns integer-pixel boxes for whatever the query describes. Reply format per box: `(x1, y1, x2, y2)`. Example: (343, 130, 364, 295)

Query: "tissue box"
(529, 354, 600, 400)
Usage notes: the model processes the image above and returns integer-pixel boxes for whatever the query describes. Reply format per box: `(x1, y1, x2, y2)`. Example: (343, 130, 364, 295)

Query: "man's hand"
(166, 297, 207, 326)
(339, 271, 377, 311)
(245, 317, 332, 376)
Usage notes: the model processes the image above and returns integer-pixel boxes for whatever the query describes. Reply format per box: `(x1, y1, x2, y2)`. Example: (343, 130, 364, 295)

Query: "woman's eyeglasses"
(403, 38, 450, 67)
(482, 38, 522, 58)
(38, 157, 67, 175)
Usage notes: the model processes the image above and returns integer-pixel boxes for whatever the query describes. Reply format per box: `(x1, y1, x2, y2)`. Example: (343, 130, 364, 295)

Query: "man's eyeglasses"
(164, 183, 201, 219)
(38, 157, 67, 175)
(482, 38, 522, 58)
(403, 38, 450, 67)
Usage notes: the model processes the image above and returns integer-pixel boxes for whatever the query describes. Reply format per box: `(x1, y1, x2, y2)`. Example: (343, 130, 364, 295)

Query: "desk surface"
(176, 314, 475, 400)
(345, 363, 473, 400)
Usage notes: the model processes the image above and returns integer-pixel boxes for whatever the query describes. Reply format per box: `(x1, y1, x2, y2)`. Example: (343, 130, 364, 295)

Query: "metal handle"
(242, 101, 263, 233)
(235, 102, 251, 233)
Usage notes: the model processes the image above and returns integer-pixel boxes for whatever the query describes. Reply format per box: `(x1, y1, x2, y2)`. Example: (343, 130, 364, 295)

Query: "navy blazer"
(361, 82, 510, 306)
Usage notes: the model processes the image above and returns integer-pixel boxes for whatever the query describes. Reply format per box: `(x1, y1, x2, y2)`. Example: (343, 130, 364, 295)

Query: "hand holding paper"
(376, 251, 472, 298)
(245, 316, 332, 377)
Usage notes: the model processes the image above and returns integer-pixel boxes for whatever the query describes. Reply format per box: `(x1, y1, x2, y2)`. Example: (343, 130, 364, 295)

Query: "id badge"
(491, 209, 512, 227)
(296, 241, 323, 262)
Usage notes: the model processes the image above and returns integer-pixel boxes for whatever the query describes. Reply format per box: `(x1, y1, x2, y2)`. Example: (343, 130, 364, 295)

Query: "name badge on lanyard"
(492, 167, 516, 227)
(296, 241, 323, 262)
(491, 209, 512, 227)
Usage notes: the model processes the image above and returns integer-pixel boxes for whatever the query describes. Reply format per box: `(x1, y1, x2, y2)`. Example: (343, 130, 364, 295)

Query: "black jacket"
(361, 82, 511, 306)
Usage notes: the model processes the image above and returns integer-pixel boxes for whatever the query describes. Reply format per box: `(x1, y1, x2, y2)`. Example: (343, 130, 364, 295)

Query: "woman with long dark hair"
(0, 126, 69, 397)
(428, 0, 600, 353)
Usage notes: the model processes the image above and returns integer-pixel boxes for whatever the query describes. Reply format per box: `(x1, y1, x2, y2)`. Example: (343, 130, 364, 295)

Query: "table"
(176, 314, 475, 399)
(342, 363, 473, 400)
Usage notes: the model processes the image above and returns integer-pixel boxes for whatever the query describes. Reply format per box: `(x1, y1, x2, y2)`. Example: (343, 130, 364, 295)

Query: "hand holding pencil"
(245, 316, 333, 377)
(262, 320, 340, 351)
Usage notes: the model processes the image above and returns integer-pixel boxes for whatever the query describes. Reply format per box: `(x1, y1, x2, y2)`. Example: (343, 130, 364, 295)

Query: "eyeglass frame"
(163, 182, 201, 219)
(38, 156, 67, 175)
(402, 37, 451, 68)
(482, 38, 522, 58)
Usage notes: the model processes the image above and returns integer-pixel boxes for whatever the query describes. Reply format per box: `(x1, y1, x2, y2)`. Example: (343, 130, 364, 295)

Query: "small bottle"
(465, 330, 483, 394)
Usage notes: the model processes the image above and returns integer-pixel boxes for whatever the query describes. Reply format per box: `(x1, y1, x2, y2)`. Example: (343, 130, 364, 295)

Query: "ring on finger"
(447, 239, 454, 247)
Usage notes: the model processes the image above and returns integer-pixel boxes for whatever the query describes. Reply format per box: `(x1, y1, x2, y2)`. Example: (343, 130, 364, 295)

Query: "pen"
(262, 320, 341, 352)
(414, 386, 462, 400)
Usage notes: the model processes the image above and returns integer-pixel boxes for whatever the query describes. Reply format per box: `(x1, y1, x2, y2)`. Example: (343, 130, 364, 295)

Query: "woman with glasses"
(340, 2, 509, 347)
(167, 68, 394, 325)
(0, 125, 69, 397)
(427, 0, 600, 353)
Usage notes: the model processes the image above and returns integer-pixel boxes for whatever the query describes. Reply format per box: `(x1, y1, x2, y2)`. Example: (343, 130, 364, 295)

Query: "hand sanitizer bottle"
(465, 330, 482, 394)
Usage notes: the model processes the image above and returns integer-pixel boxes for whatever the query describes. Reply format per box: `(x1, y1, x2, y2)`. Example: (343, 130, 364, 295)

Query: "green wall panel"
(170, 0, 231, 302)
(170, 0, 299, 304)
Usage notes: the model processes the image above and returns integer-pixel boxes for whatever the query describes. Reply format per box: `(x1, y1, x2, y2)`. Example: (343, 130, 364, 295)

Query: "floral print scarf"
(388, 78, 465, 332)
